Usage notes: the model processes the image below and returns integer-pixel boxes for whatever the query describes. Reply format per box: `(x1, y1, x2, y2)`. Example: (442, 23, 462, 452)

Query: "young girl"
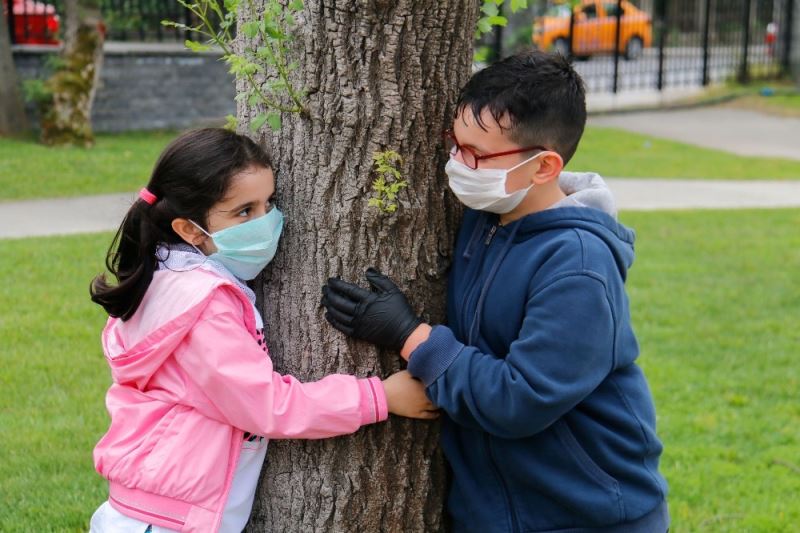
(89, 128, 437, 533)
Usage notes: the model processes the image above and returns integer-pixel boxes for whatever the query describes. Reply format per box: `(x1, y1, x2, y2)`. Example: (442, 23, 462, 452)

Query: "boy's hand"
(321, 268, 422, 352)
(382, 371, 439, 420)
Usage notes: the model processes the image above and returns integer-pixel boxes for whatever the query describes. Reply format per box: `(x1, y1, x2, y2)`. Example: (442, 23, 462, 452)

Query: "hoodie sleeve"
(408, 272, 616, 439)
(174, 288, 387, 439)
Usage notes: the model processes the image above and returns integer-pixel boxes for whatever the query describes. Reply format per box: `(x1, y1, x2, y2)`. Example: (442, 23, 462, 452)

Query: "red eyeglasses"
(443, 129, 547, 170)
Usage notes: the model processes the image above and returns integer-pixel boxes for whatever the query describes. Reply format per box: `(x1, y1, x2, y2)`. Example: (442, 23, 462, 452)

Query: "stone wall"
(12, 42, 235, 132)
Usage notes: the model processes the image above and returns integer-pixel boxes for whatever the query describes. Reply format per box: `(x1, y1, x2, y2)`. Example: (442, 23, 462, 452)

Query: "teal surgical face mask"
(190, 208, 284, 280)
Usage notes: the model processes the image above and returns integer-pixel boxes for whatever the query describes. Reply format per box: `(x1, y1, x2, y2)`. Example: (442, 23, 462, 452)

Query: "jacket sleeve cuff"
(358, 376, 388, 425)
(407, 325, 464, 387)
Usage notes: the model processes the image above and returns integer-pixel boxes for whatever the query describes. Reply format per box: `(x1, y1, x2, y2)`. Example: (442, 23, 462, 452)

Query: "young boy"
(321, 51, 669, 532)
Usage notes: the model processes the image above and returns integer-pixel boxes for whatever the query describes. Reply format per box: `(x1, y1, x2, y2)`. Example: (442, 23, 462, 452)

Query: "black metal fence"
(503, 0, 796, 92)
(8, 0, 796, 93)
(5, 0, 196, 44)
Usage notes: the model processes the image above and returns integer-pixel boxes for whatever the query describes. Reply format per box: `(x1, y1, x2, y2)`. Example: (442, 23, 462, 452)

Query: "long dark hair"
(90, 128, 273, 320)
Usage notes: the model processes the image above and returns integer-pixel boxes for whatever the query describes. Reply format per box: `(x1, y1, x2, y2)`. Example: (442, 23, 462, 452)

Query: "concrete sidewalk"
(1, 179, 800, 239)
(606, 178, 800, 210)
(590, 107, 800, 160)
(0, 192, 138, 239)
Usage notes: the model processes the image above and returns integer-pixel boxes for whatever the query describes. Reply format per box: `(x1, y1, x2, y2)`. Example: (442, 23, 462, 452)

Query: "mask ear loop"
(506, 150, 546, 173)
(495, 152, 544, 204)
(156, 220, 213, 272)
(188, 220, 215, 255)
(157, 220, 213, 273)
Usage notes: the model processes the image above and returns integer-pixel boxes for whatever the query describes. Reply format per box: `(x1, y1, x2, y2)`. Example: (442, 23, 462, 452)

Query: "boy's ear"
(171, 218, 207, 247)
(532, 152, 564, 185)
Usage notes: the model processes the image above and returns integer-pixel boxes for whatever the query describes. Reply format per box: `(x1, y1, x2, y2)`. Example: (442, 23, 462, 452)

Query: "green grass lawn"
(0, 131, 175, 202)
(760, 91, 800, 112)
(621, 209, 800, 532)
(695, 81, 800, 118)
(0, 233, 110, 532)
(570, 126, 800, 181)
(1, 123, 800, 203)
(726, 92, 800, 118)
(1, 209, 799, 531)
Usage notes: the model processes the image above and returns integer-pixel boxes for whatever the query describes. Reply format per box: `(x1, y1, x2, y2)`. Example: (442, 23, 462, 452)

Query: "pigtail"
(90, 197, 165, 320)
(90, 128, 274, 321)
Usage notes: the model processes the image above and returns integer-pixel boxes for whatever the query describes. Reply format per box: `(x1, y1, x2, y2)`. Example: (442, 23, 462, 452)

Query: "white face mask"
(445, 152, 544, 214)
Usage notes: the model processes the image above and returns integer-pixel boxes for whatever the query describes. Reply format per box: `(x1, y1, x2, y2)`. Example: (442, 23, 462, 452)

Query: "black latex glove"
(321, 268, 423, 352)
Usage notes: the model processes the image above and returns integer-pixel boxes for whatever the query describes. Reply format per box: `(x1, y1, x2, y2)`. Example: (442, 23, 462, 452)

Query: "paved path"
(606, 178, 800, 210)
(589, 107, 800, 160)
(2, 179, 800, 239)
(0, 192, 137, 239)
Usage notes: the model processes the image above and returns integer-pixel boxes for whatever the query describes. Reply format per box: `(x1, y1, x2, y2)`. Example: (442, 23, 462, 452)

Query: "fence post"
(701, 0, 711, 85)
(113, 0, 127, 41)
(491, 2, 505, 62)
(738, 0, 752, 83)
(612, 0, 623, 93)
(656, 0, 667, 90)
(183, 1, 192, 42)
(782, 0, 795, 74)
(6, 0, 15, 45)
(137, 0, 146, 41)
(568, 9, 575, 58)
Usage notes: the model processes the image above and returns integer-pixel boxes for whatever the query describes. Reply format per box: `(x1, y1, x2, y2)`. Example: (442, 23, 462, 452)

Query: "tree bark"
(241, 1, 478, 531)
(39, 0, 104, 146)
(0, 7, 29, 135)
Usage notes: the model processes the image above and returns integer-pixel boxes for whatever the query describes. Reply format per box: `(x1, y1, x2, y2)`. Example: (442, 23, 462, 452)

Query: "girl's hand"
(382, 371, 440, 420)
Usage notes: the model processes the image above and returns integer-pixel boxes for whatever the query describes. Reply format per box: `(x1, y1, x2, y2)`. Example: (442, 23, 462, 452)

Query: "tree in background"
(38, 0, 104, 146)
(0, 7, 29, 135)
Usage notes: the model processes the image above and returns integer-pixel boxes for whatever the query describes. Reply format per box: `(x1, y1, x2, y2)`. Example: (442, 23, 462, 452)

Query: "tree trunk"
(0, 7, 29, 135)
(39, 0, 104, 146)
(241, 1, 478, 531)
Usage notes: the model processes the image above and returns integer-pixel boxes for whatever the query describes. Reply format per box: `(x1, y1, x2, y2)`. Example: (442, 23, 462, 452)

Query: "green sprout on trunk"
(369, 150, 407, 214)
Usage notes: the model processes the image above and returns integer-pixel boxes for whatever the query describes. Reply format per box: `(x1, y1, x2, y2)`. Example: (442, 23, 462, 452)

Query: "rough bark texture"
(239, 1, 479, 531)
(0, 8, 29, 135)
(39, 0, 104, 146)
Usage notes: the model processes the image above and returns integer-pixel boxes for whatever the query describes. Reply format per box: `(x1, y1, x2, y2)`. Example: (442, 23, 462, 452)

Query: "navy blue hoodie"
(408, 174, 668, 532)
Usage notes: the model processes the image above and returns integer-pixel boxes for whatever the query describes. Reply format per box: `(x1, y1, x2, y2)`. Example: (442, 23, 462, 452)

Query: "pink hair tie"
(139, 187, 157, 205)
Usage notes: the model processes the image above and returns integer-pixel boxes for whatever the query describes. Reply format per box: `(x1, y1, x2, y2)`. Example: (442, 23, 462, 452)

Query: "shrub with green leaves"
(164, 0, 305, 132)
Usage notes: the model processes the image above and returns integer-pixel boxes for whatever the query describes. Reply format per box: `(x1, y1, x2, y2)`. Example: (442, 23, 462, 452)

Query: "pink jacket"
(93, 267, 388, 532)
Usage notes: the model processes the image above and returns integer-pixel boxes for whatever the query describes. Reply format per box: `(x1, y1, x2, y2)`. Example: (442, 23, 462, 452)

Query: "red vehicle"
(3, 0, 61, 45)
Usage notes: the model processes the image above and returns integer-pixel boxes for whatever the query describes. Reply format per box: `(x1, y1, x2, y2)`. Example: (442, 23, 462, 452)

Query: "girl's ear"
(171, 218, 207, 247)
(532, 152, 564, 185)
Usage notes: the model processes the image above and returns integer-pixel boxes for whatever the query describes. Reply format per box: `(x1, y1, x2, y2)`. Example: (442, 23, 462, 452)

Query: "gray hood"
(555, 171, 617, 219)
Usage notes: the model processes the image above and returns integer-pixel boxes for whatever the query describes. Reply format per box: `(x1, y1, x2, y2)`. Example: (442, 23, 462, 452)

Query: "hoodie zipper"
(485, 224, 497, 245)
(471, 221, 521, 531)
(458, 221, 494, 331)
(486, 433, 520, 532)
(459, 223, 500, 342)
(461, 224, 497, 344)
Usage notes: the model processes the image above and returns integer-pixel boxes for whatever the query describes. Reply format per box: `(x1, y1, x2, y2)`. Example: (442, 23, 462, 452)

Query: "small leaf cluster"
(163, 0, 305, 133)
(368, 150, 407, 214)
(476, 0, 529, 37)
